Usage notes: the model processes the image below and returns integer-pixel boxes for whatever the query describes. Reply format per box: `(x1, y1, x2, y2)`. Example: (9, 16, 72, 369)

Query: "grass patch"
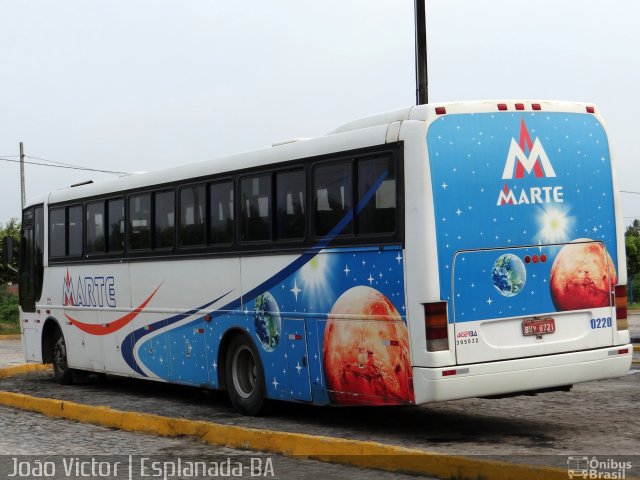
(0, 290, 19, 335)
(0, 321, 20, 335)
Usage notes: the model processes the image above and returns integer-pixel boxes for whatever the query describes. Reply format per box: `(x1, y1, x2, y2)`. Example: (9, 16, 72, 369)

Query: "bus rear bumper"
(412, 345, 633, 404)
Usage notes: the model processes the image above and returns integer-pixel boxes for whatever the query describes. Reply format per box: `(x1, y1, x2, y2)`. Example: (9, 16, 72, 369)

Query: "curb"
(0, 363, 50, 379)
(0, 334, 21, 340)
(0, 366, 575, 480)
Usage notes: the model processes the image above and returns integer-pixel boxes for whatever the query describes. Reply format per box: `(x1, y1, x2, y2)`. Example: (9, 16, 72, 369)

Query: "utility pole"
(414, 0, 428, 105)
(19, 142, 26, 210)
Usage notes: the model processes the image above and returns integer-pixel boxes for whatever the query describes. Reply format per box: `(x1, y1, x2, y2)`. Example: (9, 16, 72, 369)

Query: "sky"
(1, 0, 639, 225)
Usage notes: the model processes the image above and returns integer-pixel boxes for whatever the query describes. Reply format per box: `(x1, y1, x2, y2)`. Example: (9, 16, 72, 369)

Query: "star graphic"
(290, 280, 301, 301)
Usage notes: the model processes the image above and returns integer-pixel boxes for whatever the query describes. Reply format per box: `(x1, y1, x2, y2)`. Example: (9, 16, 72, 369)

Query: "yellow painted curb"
(0, 369, 577, 480)
(633, 345, 640, 352)
(0, 363, 50, 379)
(0, 334, 21, 340)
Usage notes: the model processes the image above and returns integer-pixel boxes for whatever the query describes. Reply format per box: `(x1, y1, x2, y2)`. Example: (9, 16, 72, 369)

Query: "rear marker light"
(515, 103, 525, 111)
(435, 106, 447, 115)
(532, 104, 541, 110)
(442, 368, 470, 377)
(425, 301, 449, 351)
(532, 255, 539, 264)
(498, 103, 508, 111)
(524, 255, 531, 264)
(609, 348, 630, 356)
(614, 284, 628, 330)
(586, 106, 595, 114)
(540, 254, 547, 263)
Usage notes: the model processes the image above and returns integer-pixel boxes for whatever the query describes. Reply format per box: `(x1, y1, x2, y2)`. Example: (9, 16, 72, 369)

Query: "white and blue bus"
(16, 101, 632, 414)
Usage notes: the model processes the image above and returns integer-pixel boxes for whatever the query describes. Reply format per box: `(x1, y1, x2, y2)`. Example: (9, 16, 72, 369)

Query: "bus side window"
(154, 190, 175, 249)
(86, 201, 105, 255)
(107, 198, 125, 253)
(209, 181, 234, 245)
(49, 207, 66, 258)
(240, 175, 272, 242)
(314, 162, 352, 237)
(129, 194, 151, 251)
(180, 185, 205, 247)
(67, 205, 83, 257)
(357, 156, 397, 234)
(276, 169, 305, 240)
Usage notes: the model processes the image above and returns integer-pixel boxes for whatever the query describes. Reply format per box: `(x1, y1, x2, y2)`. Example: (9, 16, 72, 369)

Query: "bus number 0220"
(590, 317, 612, 329)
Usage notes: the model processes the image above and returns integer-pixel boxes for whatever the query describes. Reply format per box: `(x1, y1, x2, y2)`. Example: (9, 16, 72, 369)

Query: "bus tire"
(52, 328, 74, 385)
(225, 335, 268, 416)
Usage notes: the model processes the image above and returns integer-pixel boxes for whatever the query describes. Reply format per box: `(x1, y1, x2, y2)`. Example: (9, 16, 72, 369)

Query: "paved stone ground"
(0, 341, 433, 479)
(1, 316, 638, 473)
(0, 403, 429, 479)
(0, 338, 25, 368)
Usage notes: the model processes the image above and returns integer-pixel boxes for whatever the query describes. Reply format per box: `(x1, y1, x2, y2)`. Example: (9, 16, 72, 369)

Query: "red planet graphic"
(322, 286, 414, 406)
(549, 239, 617, 311)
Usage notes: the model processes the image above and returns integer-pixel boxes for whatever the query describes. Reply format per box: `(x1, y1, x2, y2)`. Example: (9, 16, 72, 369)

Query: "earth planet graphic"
(322, 286, 414, 406)
(491, 254, 527, 297)
(549, 239, 616, 311)
(253, 292, 281, 352)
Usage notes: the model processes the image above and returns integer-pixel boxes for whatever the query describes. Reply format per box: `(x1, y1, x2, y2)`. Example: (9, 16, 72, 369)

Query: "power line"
(0, 156, 128, 175)
(620, 190, 640, 195)
(26, 155, 107, 171)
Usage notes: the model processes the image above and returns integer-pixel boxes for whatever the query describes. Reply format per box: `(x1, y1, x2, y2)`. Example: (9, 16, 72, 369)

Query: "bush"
(628, 275, 640, 306)
(0, 287, 19, 333)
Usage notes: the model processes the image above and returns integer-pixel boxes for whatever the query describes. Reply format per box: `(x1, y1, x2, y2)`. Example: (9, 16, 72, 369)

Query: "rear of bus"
(412, 101, 632, 403)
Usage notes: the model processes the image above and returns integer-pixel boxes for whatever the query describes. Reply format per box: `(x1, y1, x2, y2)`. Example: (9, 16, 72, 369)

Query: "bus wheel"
(52, 329, 73, 385)
(225, 335, 268, 416)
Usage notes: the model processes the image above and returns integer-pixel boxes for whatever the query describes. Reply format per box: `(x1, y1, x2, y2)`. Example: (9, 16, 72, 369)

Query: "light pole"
(414, 0, 428, 105)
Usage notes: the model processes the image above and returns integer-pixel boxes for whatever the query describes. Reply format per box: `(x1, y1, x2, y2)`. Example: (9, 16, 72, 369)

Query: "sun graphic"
(535, 206, 573, 244)
(297, 253, 333, 307)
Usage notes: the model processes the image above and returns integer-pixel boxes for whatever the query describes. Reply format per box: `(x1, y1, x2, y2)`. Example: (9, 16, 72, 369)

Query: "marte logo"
(497, 119, 563, 206)
(63, 269, 116, 308)
(501, 119, 555, 179)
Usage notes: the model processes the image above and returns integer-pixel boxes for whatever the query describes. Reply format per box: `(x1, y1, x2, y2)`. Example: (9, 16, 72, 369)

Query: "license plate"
(522, 317, 556, 336)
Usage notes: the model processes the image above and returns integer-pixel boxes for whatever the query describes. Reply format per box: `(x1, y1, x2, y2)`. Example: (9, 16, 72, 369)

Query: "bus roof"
(30, 100, 598, 208)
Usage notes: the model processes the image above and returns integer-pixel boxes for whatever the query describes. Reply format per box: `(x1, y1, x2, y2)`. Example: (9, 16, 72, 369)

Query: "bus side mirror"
(2, 237, 14, 265)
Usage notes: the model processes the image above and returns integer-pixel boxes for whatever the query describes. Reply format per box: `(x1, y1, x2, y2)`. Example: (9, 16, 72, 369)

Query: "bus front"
(410, 101, 632, 403)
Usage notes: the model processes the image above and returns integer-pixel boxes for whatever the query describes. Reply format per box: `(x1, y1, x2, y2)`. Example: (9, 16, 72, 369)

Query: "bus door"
(283, 318, 312, 401)
(451, 242, 616, 365)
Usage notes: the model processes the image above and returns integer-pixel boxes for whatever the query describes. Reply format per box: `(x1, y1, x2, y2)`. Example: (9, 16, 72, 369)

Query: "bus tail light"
(614, 285, 628, 330)
(425, 302, 449, 351)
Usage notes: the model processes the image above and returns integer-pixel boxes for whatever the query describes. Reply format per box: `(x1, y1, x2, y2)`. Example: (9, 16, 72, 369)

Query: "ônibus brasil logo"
(497, 119, 564, 206)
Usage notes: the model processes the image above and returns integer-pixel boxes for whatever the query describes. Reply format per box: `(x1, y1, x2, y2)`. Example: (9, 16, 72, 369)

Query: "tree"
(0, 218, 20, 285)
